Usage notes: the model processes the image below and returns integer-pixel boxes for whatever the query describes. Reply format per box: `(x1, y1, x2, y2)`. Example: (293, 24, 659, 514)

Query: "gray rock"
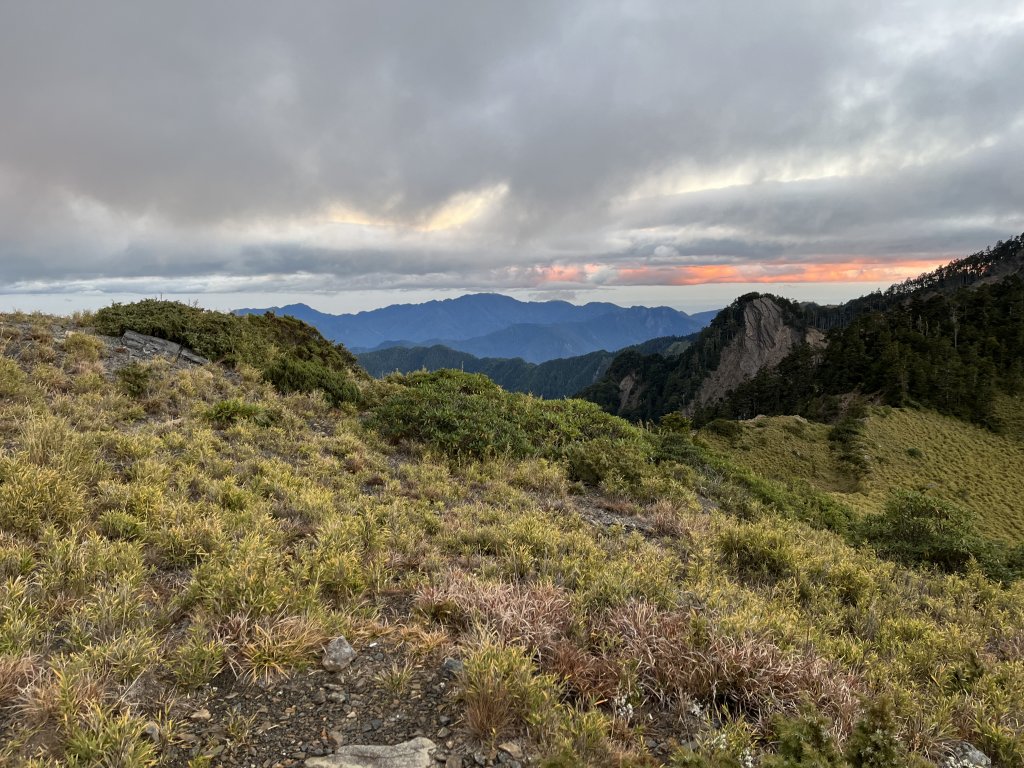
(941, 741, 991, 768)
(498, 742, 523, 761)
(441, 657, 464, 677)
(305, 736, 437, 768)
(120, 330, 210, 365)
(323, 636, 356, 671)
(140, 720, 161, 742)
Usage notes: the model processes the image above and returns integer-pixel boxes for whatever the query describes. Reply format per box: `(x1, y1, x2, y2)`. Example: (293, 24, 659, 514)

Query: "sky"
(1, 1, 1023, 316)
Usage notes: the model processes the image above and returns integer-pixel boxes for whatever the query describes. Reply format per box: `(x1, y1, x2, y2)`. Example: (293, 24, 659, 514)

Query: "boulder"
(941, 741, 991, 768)
(121, 330, 210, 365)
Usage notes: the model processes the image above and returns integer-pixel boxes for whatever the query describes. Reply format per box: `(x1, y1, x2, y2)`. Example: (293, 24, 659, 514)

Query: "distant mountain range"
(236, 294, 717, 363)
(357, 335, 695, 399)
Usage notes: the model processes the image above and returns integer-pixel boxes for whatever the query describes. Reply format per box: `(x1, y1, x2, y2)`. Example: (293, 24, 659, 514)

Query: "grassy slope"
(700, 398, 1024, 544)
(0, 309, 1022, 767)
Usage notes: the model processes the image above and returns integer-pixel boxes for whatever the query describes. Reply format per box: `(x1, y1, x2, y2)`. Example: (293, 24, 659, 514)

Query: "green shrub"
(264, 355, 360, 406)
(115, 363, 153, 398)
(94, 300, 362, 405)
(763, 712, 844, 767)
(843, 700, 907, 768)
(706, 418, 743, 444)
(205, 398, 276, 427)
(858, 491, 990, 575)
(563, 437, 649, 486)
(718, 525, 797, 585)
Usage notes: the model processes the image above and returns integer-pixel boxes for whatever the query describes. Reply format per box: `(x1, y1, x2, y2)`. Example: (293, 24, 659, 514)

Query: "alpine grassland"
(0, 303, 1022, 766)
(699, 403, 1024, 545)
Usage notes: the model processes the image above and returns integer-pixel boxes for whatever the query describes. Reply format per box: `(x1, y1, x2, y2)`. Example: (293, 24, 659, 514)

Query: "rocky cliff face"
(577, 293, 820, 421)
(692, 296, 823, 410)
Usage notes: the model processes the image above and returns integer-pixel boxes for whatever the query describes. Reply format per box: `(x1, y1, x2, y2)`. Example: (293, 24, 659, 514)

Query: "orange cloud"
(609, 259, 949, 286)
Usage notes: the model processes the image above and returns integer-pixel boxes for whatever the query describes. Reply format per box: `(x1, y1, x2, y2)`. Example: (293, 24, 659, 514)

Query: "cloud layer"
(1, 1, 1022, 298)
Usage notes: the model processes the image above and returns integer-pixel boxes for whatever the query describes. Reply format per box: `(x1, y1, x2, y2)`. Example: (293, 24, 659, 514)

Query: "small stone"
(140, 721, 161, 742)
(498, 742, 523, 761)
(190, 708, 212, 722)
(439, 715, 452, 725)
(445, 757, 463, 768)
(371, 719, 383, 730)
(436, 727, 451, 739)
(323, 637, 356, 672)
(328, 692, 347, 704)
(441, 658, 464, 677)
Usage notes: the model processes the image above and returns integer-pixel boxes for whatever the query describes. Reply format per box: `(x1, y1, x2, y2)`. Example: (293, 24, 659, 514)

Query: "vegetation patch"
(94, 299, 364, 405)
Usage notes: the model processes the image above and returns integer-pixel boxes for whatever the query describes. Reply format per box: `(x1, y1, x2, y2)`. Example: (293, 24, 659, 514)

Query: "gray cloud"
(0, 0, 1022, 297)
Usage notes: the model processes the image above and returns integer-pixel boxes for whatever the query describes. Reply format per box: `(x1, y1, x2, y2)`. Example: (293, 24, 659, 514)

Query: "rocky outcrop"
(692, 297, 822, 410)
(940, 741, 991, 768)
(120, 330, 209, 365)
(305, 737, 437, 768)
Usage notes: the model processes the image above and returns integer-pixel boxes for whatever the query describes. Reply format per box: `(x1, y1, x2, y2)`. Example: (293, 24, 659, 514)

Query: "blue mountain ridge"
(236, 294, 717, 363)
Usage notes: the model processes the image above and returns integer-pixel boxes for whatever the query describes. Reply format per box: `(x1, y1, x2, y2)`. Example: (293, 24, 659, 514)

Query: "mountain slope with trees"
(357, 335, 695, 399)
(583, 234, 1024, 429)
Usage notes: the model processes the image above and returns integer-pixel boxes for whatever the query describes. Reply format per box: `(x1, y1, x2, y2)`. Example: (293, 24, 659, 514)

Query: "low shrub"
(94, 300, 362, 405)
(115, 363, 153, 398)
(718, 525, 797, 585)
(205, 398, 276, 427)
(858, 491, 995, 575)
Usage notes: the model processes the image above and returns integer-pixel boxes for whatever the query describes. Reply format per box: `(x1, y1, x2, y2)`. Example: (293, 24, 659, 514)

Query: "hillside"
(357, 335, 694, 399)
(238, 294, 714, 363)
(0, 302, 1021, 767)
(699, 401, 1024, 544)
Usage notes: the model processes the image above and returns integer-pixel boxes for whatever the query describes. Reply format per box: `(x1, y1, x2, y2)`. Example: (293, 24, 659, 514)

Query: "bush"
(706, 418, 743, 444)
(763, 712, 843, 767)
(718, 525, 797, 585)
(843, 700, 907, 768)
(370, 370, 650, 468)
(563, 437, 649, 486)
(94, 300, 362, 405)
(205, 399, 276, 427)
(858, 491, 992, 575)
(115, 363, 153, 398)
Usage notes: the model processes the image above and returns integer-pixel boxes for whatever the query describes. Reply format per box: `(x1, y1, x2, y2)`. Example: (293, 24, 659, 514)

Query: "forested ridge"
(697, 268, 1024, 428)
(582, 234, 1024, 429)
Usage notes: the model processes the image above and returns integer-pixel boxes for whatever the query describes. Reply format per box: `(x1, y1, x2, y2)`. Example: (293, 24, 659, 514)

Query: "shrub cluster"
(93, 300, 363, 405)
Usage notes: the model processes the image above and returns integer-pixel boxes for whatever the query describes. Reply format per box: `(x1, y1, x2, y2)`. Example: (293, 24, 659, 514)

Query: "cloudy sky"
(1, 1, 1022, 314)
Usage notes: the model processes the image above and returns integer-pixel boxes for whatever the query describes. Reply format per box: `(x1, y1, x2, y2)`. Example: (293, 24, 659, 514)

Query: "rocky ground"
(154, 636, 527, 768)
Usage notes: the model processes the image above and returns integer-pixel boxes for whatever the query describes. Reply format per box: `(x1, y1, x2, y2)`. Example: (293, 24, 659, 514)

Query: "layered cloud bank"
(1, 1, 1022, 302)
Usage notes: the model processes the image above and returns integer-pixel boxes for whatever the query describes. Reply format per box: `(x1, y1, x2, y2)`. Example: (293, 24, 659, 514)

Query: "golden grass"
(702, 402, 1024, 543)
(0, 312, 1022, 766)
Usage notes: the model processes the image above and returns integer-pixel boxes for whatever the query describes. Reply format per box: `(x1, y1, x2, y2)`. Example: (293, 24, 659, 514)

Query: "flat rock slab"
(305, 737, 436, 768)
(121, 330, 210, 365)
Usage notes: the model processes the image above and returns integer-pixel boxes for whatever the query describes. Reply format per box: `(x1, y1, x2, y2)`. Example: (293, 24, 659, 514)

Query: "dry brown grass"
(604, 600, 865, 738)
(416, 572, 575, 658)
